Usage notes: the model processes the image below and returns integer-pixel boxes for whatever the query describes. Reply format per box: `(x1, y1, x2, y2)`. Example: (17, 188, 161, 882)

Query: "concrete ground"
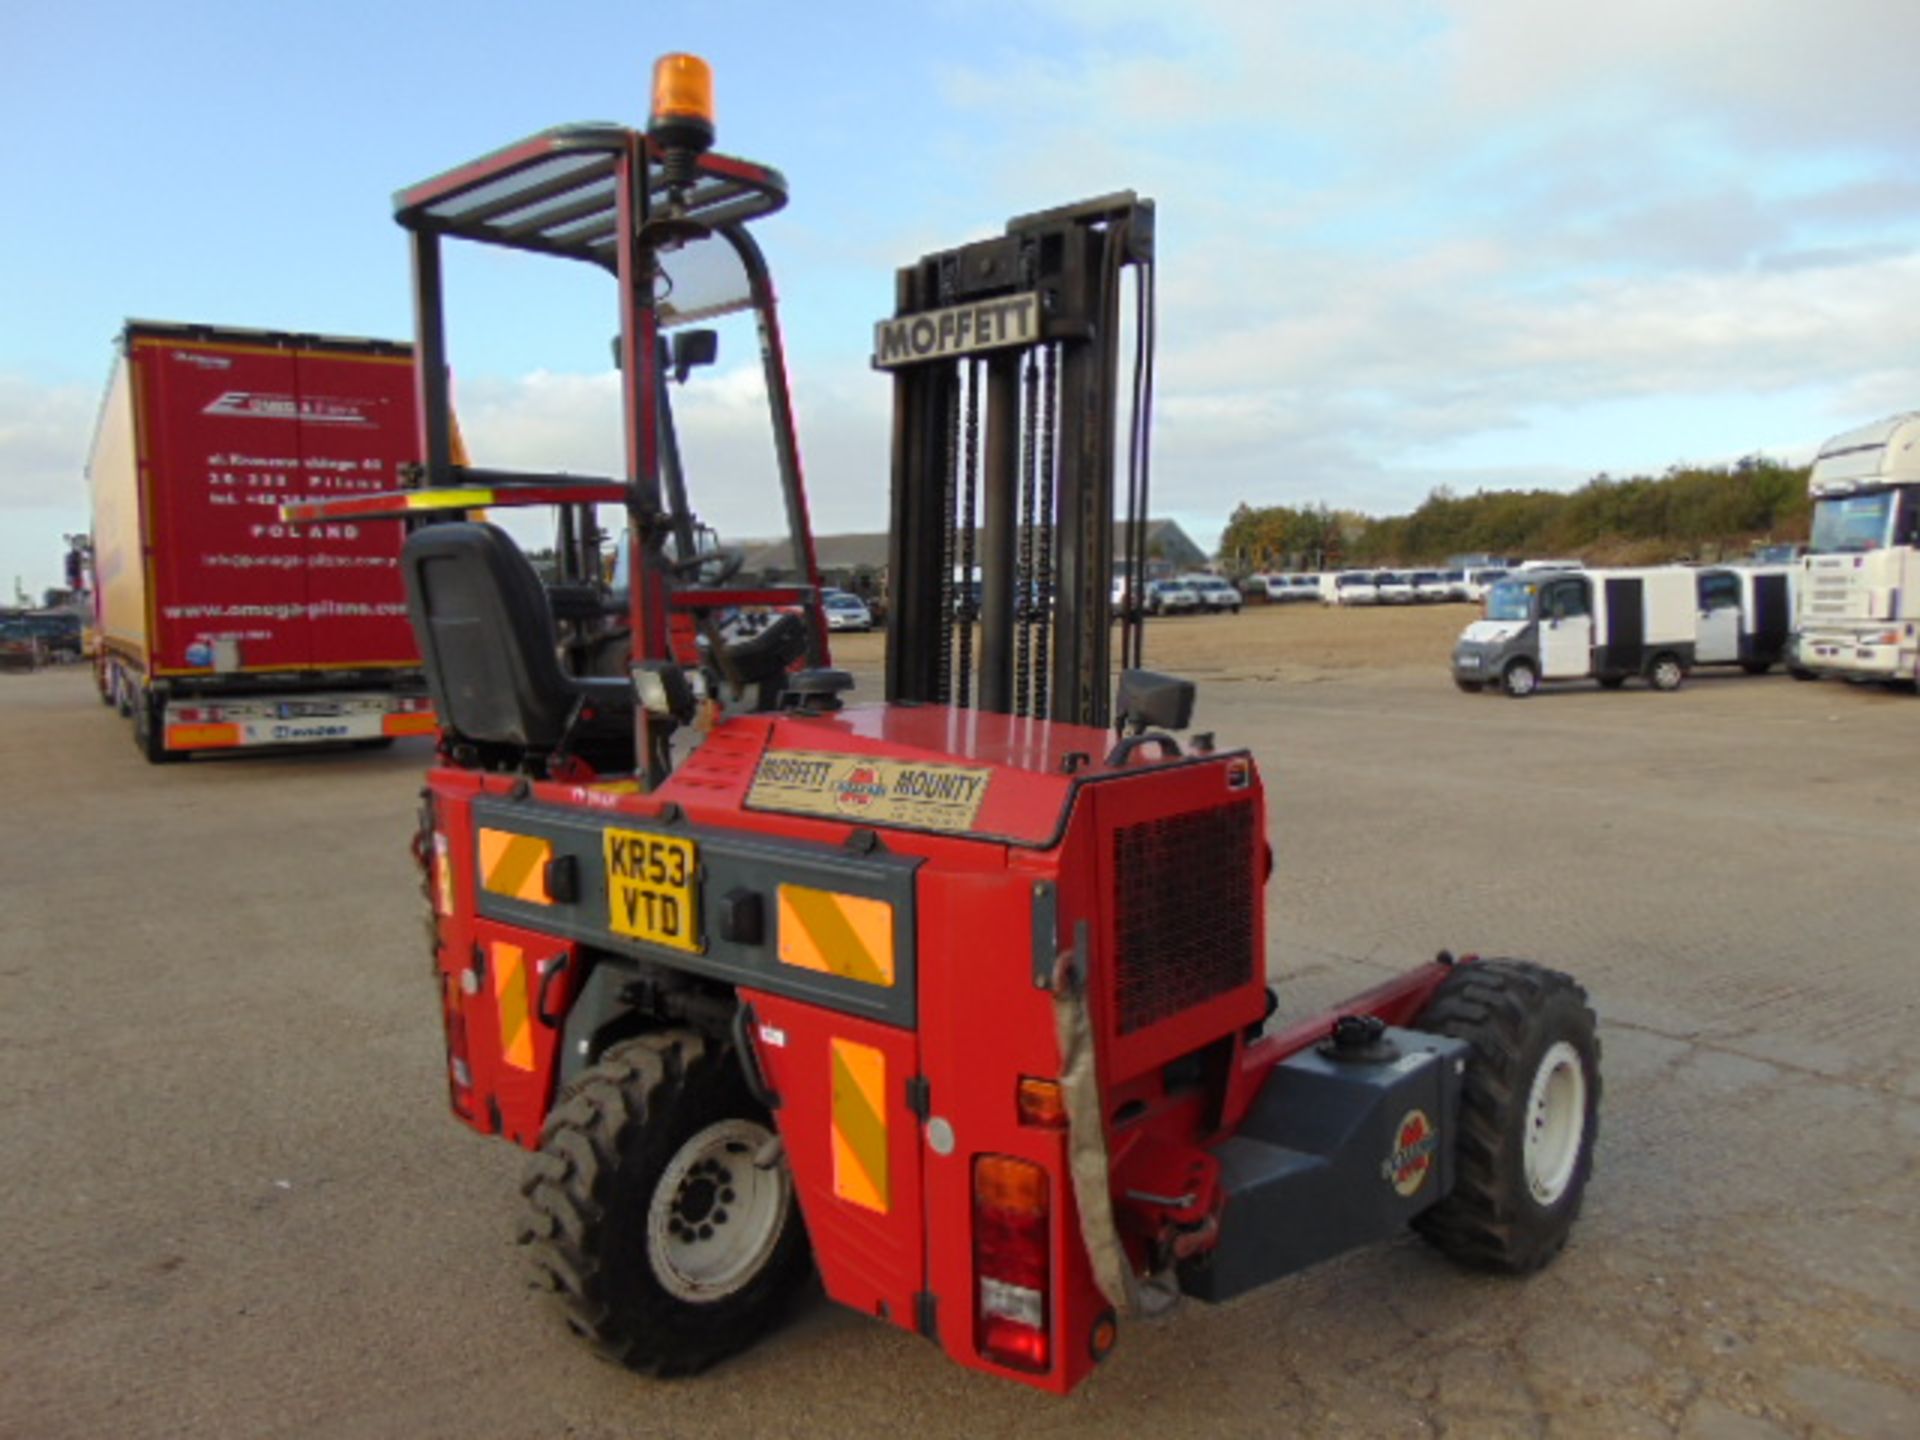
(3, 606, 1915, 1439)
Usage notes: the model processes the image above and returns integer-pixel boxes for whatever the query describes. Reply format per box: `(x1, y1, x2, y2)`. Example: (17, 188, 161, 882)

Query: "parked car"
(1183, 574, 1242, 614)
(1266, 573, 1319, 603)
(0, 620, 46, 673)
(1442, 569, 1470, 601)
(1411, 571, 1451, 603)
(822, 589, 874, 632)
(1330, 571, 1379, 605)
(1464, 567, 1511, 602)
(1375, 571, 1416, 604)
(1144, 579, 1199, 615)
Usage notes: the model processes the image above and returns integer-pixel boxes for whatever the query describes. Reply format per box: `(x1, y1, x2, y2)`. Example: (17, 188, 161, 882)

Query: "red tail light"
(441, 976, 476, 1119)
(973, 1155, 1051, 1373)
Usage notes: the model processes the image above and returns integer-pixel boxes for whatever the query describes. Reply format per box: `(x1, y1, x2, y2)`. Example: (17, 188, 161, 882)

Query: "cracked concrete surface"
(2, 607, 1915, 1438)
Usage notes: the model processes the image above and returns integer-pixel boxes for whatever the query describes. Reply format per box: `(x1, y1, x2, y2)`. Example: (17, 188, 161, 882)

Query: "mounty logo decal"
(747, 749, 993, 832)
(203, 391, 377, 425)
(1382, 1108, 1438, 1197)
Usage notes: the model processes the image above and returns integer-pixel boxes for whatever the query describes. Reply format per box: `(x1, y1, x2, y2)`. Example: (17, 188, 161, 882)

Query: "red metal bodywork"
(423, 702, 1454, 1393)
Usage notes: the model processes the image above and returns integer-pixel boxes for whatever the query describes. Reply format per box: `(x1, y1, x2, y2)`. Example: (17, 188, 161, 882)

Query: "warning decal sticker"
(746, 750, 992, 832)
(1382, 1108, 1438, 1197)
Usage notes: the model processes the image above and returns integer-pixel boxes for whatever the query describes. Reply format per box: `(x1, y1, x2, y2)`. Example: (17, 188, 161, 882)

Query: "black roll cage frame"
(391, 123, 830, 783)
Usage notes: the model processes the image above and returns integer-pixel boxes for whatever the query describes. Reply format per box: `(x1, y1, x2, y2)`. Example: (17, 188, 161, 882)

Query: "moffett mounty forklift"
(287, 55, 1601, 1394)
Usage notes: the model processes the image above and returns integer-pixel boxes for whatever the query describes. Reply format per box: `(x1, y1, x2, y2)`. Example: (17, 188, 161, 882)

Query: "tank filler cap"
(1320, 1013, 1401, 1064)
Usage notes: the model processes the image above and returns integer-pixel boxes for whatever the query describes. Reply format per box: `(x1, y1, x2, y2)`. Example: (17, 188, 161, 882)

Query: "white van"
(1694, 565, 1796, 674)
(1330, 571, 1379, 606)
(1452, 567, 1697, 696)
(1464, 566, 1511, 602)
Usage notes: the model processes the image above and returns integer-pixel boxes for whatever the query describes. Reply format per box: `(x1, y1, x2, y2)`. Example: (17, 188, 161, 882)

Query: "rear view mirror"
(671, 329, 718, 382)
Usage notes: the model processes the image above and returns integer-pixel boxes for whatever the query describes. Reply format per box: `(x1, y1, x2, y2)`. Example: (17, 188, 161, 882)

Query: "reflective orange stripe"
(777, 886, 894, 986)
(382, 711, 439, 736)
(491, 943, 535, 1071)
(830, 1038, 888, 1213)
(165, 723, 240, 749)
(478, 829, 552, 904)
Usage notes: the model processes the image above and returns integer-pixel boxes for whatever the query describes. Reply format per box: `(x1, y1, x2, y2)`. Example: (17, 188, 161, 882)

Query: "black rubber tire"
(1788, 666, 1818, 682)
(518, 1030, 812, 1377)
(1453, 677, 1484, 694)
(1740, 661, 1772, 676)
(134, 693, 184, 765)
(1647, 653, 1685, 692)
(1502, 659, 1538, 698)
(1410, 960, 1601, 1273)
(1596, 675, 1627, 690)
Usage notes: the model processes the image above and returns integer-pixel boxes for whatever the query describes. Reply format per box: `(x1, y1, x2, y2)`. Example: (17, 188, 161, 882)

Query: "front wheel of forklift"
(1409, 959, 1601, 1273)
(517, 1029, 813, 1376)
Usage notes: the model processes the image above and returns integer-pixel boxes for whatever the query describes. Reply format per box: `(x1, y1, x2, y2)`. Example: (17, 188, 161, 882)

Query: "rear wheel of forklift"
(1411, 960, 1600, 1273)
(518, 1030, 812, 1376)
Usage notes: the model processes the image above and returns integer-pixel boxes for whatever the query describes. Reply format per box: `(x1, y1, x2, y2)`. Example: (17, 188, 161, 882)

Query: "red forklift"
(288, 55, 1600, 1394)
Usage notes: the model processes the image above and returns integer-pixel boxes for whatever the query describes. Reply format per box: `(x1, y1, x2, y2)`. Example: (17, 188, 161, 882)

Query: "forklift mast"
(879, 195, 1156, 728)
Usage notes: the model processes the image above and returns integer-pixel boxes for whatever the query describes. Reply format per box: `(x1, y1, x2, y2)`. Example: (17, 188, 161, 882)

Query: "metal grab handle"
(535, 952, 570, 1027)
(731, 1001, 782, 1111)
(1105, 731, 1182, 768)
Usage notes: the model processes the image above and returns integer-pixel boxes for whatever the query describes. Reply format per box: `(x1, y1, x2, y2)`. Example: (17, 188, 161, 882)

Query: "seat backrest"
(402, 522, 576, 748)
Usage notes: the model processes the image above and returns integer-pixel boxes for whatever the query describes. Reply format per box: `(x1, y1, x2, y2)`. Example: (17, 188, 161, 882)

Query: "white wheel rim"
(646, 1119, 789, 1302)
(1508, 665, 1535, 695)
(1523, 1041, 1586, 1205)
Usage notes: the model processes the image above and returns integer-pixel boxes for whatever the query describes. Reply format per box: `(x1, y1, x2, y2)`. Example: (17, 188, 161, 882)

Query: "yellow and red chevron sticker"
(478, 828, 553, 905)
(830, 1038, 889, 1214)
(491, 942, 535, 1072)
(777, 886, 895, 987)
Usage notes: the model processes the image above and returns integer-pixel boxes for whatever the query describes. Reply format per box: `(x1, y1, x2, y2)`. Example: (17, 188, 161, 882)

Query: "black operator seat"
(401, 522, 633, 764)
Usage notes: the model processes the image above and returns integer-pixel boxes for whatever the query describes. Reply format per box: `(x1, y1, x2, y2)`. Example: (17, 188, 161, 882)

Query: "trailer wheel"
(1411, 960, 1600, 1273)
(1647, 653, 1685, 691)
(1501, 659, 1538, 698)
(134, 693, 184, 765)
(518, 1030, 811, 1376)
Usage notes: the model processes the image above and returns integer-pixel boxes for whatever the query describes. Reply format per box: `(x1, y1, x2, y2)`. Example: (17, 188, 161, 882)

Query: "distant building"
(744, 518, 1206, 592)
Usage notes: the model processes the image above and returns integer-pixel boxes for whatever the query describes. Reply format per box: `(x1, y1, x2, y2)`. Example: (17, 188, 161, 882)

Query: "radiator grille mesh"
(1112, 800, 1257, 1034)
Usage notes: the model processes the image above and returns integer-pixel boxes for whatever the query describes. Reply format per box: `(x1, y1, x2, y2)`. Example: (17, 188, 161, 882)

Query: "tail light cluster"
(441, 974, 476, 1121)
(397, 694, 436, 713)
(173, 705, 225, 723)
(973, 1155, 1050, 1373)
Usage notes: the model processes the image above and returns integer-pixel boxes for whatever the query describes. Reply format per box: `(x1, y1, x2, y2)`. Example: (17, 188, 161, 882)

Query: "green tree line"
(1219, 458, 1812, 571)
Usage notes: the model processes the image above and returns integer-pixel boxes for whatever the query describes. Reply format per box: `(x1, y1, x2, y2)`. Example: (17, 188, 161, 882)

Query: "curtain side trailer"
(88, 320, 436, 762)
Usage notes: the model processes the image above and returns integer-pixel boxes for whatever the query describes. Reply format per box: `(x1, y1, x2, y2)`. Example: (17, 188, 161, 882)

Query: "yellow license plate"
(603, 828, 701, 953)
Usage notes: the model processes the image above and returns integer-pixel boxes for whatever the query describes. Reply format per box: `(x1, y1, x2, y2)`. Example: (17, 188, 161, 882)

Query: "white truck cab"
(1792, 413, 1920, 686)
(1453, 568, 1696, 697)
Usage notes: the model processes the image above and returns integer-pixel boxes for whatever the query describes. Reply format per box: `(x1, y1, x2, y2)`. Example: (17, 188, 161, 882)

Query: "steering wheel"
(669, 546, 745, 586)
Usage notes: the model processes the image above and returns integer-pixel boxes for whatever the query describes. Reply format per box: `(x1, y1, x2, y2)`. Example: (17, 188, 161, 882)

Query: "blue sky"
(4, 1, 1917, 596)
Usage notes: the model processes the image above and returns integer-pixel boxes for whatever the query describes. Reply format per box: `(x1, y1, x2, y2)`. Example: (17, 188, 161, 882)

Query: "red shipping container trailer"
(88, 320, 437, 761)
